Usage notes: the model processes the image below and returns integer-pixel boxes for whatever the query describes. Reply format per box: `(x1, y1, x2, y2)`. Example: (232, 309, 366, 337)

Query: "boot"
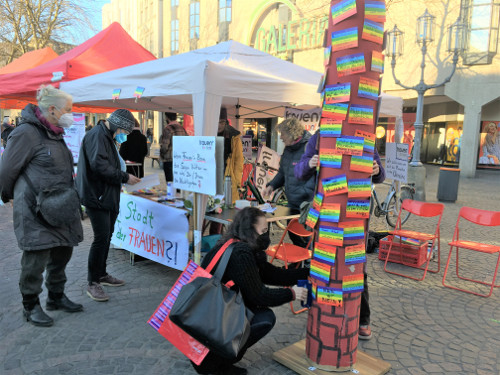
(46, 293, 83, 313)
(23, 304, 54, 327)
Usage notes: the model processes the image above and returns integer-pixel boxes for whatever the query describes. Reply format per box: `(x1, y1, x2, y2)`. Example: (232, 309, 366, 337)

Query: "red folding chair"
(384, 199, 444, 281)
(442, 207, 500, 297)
(266, 218, 313, 314)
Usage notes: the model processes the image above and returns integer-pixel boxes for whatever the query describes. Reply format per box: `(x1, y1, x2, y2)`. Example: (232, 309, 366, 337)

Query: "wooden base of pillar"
(272, 340, 391, 375)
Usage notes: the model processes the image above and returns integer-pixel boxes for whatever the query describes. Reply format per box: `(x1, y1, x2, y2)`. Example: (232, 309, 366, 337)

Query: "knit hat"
(277, 118, 305, 141)
(107, 109, 135, 133)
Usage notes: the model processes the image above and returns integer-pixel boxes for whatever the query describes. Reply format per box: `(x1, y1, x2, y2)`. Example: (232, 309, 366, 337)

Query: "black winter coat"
(267, 131, 315, 210)
(119, 130, 148, 177)
(76, 122, 129, 212)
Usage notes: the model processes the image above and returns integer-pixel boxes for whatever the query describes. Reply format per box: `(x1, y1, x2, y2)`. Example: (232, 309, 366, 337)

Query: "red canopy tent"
(0, 47, 58, 75)
(0, 22, 156, 112)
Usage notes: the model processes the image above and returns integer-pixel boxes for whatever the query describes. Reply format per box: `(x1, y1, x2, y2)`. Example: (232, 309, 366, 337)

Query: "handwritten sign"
(316, 286, 343, 306)
(310, 259, 331, 283)
(320, 203, 341, 223)
(344, 243, 367, 264)
(241, 135, 252, 159)
(63, 113, 85, 163)
(331, 27, 358, 52)
(173, 136, 217, 195)
(385, 143, 409, 182)
(336, 136, 364, 156)
(343, 274, 365, 293)
(331, 0, 357, 25)
(324, 83, 351, 104)
(323, 174, 348, 196)
(346, 199, 370, 218)
(336, 53, 366, 77)
(111, 194, 189, 271)
(320, 118, 342, 138)
(319, 225, 344, 246)
(340, 221, 365, 241)
(313, 243, 336, 266)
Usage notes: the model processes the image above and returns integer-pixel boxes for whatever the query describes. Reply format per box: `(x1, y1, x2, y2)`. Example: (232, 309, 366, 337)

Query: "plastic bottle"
(224, 176, 232, 208)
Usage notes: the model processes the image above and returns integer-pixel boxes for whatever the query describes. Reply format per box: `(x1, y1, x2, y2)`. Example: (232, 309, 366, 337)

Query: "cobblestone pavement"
(1, 163, 499, 375)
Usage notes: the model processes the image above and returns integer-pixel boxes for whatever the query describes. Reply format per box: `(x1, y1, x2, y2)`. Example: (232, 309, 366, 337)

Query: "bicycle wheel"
(271, 189, 287, 230)
(385, 186, 414, 227)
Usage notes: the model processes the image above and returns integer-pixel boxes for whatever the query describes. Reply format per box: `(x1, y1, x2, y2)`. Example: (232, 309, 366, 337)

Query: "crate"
(378, 236, 428, 268)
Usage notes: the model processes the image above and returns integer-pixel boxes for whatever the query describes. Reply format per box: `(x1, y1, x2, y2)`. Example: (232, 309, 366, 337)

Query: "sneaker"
(359, 325, 372, 340)
(87, 283, 109, 302)
(99, 274, 125, 287)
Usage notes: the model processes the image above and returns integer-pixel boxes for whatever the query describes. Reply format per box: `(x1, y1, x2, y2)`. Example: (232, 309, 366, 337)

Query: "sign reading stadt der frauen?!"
(172, 136, 217, 196)
(111, 194, 189, 271)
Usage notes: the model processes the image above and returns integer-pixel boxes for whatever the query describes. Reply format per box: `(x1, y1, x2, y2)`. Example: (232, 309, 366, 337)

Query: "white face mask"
(57, 113, 74, 128)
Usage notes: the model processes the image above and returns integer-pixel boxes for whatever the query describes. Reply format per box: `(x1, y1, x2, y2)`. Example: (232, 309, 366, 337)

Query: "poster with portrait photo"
(478, 121, 500, 168)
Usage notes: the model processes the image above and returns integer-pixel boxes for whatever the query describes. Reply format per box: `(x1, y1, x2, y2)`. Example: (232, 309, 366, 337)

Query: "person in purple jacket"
(294, 131, 385, 341)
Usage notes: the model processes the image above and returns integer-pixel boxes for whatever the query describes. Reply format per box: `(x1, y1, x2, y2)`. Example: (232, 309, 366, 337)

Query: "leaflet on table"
(258, 203, 277, 213)
(124, 173, 160, 192)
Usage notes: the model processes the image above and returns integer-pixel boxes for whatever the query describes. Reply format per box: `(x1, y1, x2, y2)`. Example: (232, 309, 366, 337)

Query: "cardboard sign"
(172, 136, 218, 195)
(285, 107, 321, 133)
(241, 135, 253, 159)
(385, 142, 409, 182)
(63, 113, 85, 163)
(111, 194, 189, 271)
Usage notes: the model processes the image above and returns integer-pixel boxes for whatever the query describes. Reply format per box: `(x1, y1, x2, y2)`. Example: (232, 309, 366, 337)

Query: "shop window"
(171, 19, 179, 54)
(461, 0, 500, 64)
(189, 0, 200, 42)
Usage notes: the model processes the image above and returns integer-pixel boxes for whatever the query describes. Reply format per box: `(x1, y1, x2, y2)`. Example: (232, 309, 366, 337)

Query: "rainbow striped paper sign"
(319, 225, 344, 246)
(343, 274, 364, 293)
(371, 51, 384, 73)
(320, 149, 343, 169)
(339, 221, 365, 241)
(335, 136, 364, 156)
(362, 20, 384, 45)
(320, 203, 341, 223)
(346, 199, 370, 218)
(112, 89, 121, 100)
(358, 76, 379, 101)
(134, 86, 145, 99)
(336, 53, 366, 77)
(324, 83, 351, 104)
(348, 178, 372, 198)
(310, 259, 331, 284)
(323, 174, 348, 196)
(355, 129, 376, 153)
(313, 242, 337, 266)
(331, 0, 357, 25)
(331, 27, 358, 52)
(313, 192, 324, 211)
(350, 154, 373, 173)
(317, 286, 343, 307)
(365, 0, 386, 23)
(348, 104, 374, 125)
(320, 118, 342, 137)
(344, 243, 367, 264)
(324, 46, 332, 66)
(306, 207, 320, 229)
(322, 103, 348, 120)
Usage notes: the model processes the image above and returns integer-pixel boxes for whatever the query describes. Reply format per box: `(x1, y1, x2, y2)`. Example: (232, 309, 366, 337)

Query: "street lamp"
(387, 10, 466, 201)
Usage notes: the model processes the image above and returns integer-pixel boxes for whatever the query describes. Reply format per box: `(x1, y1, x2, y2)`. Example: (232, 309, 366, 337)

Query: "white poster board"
(241, 135, 253, 159)
(172, 136, 217, 195)
(285, 107, 321, 133)
(385, 142, 409, 182)
(111, 194, 189, 271)
(63, 113, 85, 163)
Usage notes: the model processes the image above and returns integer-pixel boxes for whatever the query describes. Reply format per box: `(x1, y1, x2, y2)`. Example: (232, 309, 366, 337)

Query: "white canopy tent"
(61, 40, 323, 136)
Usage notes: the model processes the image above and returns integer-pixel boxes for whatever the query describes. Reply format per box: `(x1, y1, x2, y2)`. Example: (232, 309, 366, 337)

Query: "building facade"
(102, 0, 500, 176)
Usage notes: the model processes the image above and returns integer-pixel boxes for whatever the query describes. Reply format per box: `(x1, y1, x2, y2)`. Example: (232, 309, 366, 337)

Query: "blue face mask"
(115, 133, 127, 144)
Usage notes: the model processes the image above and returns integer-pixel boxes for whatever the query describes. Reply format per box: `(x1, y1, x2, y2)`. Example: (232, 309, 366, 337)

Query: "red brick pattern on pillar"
(305, 0, 386, 369)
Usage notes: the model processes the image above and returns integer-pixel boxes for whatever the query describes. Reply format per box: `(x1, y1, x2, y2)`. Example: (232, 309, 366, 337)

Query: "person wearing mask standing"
(76, 109, 141, 302)
(0, 85, 84, 327)
(1, 116, 15, 147)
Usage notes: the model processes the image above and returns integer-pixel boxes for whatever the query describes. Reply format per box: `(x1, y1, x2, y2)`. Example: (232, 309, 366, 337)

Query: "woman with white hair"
(0, 85, 84, 327)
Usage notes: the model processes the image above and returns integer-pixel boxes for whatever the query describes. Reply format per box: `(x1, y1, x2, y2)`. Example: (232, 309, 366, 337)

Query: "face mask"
(256, 231, 271, 250)
(115, 133, 128, 144)
(57, 113, 74, 128)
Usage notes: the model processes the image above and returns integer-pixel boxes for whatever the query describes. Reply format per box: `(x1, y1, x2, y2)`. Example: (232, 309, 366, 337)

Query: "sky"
(76, 0, 111, 44)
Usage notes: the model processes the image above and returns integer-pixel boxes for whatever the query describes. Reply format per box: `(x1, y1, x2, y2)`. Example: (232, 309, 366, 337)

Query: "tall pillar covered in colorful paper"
(305, 0, 386, 370)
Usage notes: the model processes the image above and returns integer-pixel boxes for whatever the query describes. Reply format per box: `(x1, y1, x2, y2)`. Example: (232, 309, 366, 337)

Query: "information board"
(63, 113, 85, 163)
(385, 142, 409, 182)
(241, 135, 253, 159)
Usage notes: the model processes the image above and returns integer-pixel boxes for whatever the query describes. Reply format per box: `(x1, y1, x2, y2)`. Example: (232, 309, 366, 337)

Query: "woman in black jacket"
(76, 109, 140, 302)
(193, 207, 309, 375)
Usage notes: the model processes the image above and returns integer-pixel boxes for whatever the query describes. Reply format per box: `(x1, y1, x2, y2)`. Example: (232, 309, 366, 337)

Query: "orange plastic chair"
(265, 218, 313, 314)
(384, 199, 444, 281)
(442, 207, 500, 297)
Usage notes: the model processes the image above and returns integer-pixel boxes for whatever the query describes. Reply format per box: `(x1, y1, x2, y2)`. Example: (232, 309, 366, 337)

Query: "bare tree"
(0, 0, 93, 65)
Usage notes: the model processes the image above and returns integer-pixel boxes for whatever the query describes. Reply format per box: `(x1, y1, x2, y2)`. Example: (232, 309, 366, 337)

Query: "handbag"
(169, 239, 254, 359)
(22, 173, 81, 227)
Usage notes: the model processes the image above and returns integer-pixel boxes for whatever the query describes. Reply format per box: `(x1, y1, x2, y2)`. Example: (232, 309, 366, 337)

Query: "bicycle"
(371, 181, 415, 227)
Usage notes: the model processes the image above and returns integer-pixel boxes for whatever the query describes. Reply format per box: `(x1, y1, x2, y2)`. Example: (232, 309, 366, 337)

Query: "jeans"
(86, 208, 119, 284)
(359, 271, 370, 326)
(19, 247, 73, 309)
(192, 307, 276, 372)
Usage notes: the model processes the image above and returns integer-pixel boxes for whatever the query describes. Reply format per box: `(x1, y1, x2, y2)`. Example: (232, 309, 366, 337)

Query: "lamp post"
(387, 10, 466, 201)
